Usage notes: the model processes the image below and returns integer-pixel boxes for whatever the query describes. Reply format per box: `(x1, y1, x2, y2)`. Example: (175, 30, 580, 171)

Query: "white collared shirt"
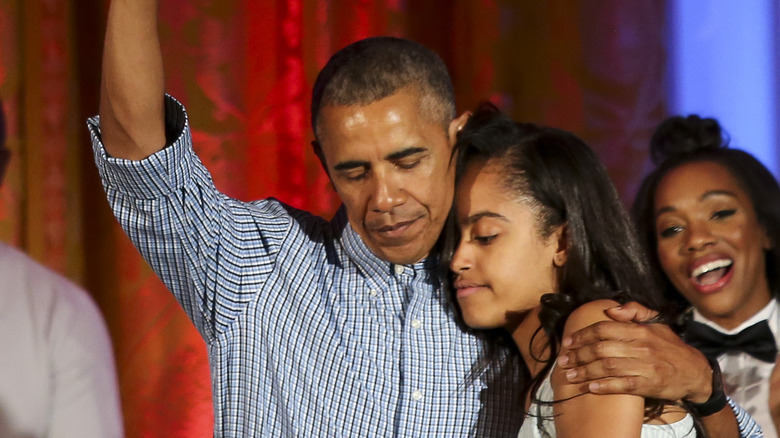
(694, 299, 779, 438)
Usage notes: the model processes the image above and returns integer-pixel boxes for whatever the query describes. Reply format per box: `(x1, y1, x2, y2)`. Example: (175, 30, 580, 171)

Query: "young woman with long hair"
(444, 104, 698, 437)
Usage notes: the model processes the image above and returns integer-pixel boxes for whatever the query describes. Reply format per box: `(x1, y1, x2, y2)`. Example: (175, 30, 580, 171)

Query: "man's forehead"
(340, 111, 366, 130)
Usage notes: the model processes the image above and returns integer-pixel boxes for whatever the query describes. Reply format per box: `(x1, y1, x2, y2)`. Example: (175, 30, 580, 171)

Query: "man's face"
(316, 88, 467, 264)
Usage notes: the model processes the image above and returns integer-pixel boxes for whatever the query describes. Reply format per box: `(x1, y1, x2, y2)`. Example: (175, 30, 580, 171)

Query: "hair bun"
(650, 115, 729, 165)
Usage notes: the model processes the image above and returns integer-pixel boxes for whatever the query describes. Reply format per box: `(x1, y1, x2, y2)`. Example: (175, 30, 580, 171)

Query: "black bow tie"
(685, 319, 778, 363)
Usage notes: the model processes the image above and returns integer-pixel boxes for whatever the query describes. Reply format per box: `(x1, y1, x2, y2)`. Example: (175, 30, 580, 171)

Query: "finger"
(558, 339, 641, 369)
(560, 357, 653, 383)
(587, 376, 687, 401)
(585, 376, 648, 396)
(603, 301, 658, 323)
(565, 320, 649, 350)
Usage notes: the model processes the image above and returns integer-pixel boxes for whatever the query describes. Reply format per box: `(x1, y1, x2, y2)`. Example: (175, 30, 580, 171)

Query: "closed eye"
(334, 164, 370, 182)
(474, 234, 497, 244)
(387, 147, 427, 170)
(712, 209, 736, 220)
(341, 170, 368, 181)
(333, 160, 370, 182)
(396, 159, 421, 170)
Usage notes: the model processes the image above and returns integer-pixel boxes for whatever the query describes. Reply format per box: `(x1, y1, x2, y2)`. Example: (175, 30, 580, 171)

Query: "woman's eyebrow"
(461, 211, 508, 226)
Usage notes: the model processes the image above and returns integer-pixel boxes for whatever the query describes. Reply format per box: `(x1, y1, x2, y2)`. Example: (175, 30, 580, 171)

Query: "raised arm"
(100, 0, 166, 160)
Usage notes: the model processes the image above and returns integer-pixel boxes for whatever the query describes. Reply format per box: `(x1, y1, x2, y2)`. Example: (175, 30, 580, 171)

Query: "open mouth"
(690, 259, 733, 286)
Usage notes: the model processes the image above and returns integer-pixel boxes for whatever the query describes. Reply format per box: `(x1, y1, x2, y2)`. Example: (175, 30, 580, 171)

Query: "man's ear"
(311, 140, 329, 175)
(0, 148, 10, 187)
(552, 224, 568, 267)
(448, 111, 471, 145)
(311, 140, 336, 191)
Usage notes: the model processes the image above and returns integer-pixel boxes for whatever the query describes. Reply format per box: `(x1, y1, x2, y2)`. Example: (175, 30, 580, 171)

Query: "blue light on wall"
(668, 0, 778, 176)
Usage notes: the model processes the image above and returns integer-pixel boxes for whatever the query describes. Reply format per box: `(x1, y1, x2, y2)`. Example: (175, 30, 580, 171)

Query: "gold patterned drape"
(0, 0, 666, 435)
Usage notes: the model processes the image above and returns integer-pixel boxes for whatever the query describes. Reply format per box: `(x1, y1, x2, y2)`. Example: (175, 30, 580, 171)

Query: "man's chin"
(355, 221, 437, 264)
(378, 248, 427, 265)
(369, 240, 431, 265)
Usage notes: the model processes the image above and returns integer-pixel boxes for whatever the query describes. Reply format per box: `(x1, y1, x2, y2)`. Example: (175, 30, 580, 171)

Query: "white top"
(693, 299, 779, 438)
(0, 243, 123, 437)
(518, 370, 695, 438)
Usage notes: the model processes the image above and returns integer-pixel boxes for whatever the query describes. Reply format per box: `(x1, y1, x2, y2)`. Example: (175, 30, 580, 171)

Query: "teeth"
(691, 259, 733, 278)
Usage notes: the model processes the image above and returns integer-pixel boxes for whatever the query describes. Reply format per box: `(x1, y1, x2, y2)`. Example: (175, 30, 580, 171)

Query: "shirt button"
(394, 264, 405, 276)
(411, 319, 422, 329)
(411, 390, 423, 401)
(369, 289, 379, 297)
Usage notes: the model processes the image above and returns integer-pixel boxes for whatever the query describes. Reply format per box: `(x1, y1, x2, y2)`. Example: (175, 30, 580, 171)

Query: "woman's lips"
(456, 286, 483, 299)
(453, 280, 485, 299)
(691, 258, 733, 279)
(687, 256, 734, 294)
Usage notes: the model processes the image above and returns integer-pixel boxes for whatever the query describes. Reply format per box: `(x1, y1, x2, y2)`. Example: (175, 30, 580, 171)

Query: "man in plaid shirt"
(90, 0, 760, 437)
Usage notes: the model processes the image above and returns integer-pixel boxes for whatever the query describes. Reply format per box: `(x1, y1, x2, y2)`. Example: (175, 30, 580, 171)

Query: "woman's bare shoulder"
(562, 299, 621, 337)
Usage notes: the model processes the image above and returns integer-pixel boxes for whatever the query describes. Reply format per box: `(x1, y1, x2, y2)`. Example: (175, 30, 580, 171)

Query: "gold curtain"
(0, 0, 666, 435)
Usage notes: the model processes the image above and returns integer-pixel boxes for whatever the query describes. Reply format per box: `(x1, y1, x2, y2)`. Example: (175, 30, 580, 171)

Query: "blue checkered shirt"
(729, 398, 764, 438)
(88, 96, 762, 437)
(88, 96, 523, 437)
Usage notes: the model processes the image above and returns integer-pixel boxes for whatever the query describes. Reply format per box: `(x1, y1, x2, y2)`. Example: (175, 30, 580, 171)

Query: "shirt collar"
(693, 298, 777, 335)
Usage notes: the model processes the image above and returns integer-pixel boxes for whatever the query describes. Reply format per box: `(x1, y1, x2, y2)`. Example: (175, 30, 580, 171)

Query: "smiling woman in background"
(632, 115, 780, 437)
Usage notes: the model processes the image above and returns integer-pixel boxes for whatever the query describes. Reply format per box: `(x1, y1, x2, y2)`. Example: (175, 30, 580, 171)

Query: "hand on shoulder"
(557, 301, 714, 404)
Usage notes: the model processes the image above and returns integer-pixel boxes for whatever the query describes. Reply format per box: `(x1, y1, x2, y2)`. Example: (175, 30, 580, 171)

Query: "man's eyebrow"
(386, 147, 427, 161)
(333, 160, 369, 172)
(332, 147, 428, 172)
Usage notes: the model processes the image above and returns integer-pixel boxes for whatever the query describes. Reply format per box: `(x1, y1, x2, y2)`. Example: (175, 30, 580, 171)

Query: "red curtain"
(0, 0, 666, 435)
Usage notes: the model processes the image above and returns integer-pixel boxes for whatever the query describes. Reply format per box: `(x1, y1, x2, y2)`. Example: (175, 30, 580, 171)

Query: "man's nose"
(370, 173, 405, 212)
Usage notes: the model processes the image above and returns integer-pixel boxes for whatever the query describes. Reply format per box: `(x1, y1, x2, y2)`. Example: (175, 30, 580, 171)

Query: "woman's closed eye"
(474, 234, 497, 245)
(711, 209, 736, 220)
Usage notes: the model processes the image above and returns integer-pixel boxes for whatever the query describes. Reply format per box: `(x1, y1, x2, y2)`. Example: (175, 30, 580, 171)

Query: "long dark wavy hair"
(631, 115, 780, 317)
(440, 103, 678, 429)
